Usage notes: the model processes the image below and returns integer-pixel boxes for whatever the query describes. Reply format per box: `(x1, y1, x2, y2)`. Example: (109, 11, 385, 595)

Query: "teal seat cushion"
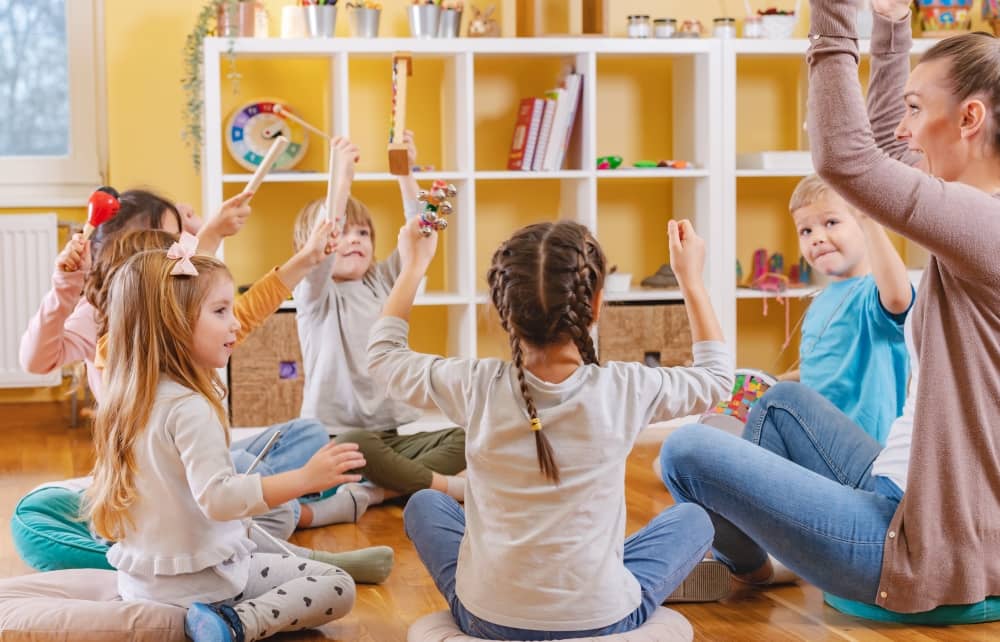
(10, 486, 112, 572)
(824, 592, 1000, 625)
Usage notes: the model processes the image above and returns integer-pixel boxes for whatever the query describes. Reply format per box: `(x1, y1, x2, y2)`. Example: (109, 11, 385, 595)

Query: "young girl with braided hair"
(367, 216, 734, 639)
(86, 247, 358, 641)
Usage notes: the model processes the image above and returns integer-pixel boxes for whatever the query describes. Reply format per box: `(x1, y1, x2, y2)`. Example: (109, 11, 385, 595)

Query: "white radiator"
(0, 214, 60, 387)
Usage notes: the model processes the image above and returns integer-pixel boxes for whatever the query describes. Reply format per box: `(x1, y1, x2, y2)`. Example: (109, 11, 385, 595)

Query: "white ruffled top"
(107, 379, 268, 606)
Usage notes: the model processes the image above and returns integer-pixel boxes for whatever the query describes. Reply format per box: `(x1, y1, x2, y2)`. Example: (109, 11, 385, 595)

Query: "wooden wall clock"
(225, 98, 309, 171)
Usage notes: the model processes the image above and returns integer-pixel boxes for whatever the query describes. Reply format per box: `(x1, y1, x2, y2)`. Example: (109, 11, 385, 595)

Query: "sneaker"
(185, 603, 245, 642)
(664, 559, 732, 603)
(640, 264, 679, 288)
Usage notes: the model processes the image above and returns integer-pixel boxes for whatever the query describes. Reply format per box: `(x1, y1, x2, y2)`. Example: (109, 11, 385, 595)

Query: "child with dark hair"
(367, 216, 734, 638)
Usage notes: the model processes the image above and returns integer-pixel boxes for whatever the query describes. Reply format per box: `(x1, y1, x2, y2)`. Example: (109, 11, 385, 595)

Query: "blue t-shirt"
(800, 275, 911, 445)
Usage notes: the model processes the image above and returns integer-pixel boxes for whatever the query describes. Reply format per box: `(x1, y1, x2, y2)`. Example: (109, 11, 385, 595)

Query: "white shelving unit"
(202, 36, 938, 363)
(202, 37, 725, 359)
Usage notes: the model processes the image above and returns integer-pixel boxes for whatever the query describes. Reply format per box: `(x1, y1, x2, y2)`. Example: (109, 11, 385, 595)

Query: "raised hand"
(871, 0, 911, 21)
(57, 233, 91, 273)
(668, 219, 706, 291)
(397, 215, 438, 275)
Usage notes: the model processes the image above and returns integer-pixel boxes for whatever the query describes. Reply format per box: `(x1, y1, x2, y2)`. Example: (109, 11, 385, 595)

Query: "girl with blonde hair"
(85, 246, 361, 640)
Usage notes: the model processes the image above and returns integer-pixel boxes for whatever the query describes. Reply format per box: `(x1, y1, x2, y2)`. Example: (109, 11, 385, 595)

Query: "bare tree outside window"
(0, 0, 69, 157)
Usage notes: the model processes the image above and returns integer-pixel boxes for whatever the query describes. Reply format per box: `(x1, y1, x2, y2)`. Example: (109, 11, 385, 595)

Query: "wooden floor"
(3, 402, 1000, 641)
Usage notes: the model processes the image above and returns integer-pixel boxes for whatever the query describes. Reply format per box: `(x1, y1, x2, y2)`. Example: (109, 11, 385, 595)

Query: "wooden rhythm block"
(388, 52, 413, 176)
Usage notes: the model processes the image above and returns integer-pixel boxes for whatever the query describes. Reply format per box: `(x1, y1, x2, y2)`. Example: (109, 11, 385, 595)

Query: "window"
(0, 0, 103, 206)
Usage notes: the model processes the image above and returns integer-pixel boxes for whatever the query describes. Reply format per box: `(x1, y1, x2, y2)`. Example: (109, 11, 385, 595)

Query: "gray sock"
(310, 545, 395, 585)
(303, 486, 371, 527)
(446, 475, 466, 502)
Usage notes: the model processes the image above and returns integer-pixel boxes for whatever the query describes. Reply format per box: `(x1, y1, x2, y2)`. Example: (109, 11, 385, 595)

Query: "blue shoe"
(185, 602, 245, 642)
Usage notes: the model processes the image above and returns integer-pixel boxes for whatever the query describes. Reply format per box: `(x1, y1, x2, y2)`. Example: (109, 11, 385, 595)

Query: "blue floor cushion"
(11, 486, 111, 572)
(825, 592, 1000, 625)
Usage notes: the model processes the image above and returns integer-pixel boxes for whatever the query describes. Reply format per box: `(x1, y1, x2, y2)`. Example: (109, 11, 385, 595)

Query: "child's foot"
(302, 483, 375, 527)
(185, 603, 245, 642)
(663, 559, 732, 603)
(733, 555, 799, 587)
(311, 545, 395, 584)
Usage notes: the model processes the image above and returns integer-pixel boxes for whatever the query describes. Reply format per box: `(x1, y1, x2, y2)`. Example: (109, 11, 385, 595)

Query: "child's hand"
(299, 442, 366, 494)
(300, 218, 338, 266)
(668, 219, 706, 290)
(57, 233, 91, 273)
(206, 192, 253, 240)
(404, 129, 418, 169)
(176, 202, 204, 235)
(397, 215, 438, 274)
(331, 136, 360, 184)
(871, 0, 910, 21)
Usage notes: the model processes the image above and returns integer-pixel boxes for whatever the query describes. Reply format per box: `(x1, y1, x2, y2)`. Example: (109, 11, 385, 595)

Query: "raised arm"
(19, 237, 98, 374)
(807, 0, 1000, 285)
(866, 10, 922, 167)
(860, 215, 913, 315)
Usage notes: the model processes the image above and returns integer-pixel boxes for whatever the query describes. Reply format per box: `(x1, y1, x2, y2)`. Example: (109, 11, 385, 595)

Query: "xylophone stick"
(388, 53, 412, 176)
(273, 104, 331, 141)
(325, 143, 339, 226)
(242, 136, 289, 199)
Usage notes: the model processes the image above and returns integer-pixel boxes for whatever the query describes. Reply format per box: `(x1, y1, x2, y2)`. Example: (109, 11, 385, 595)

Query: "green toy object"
(596, 155, 623, 169)
(633, 160, 658, 168)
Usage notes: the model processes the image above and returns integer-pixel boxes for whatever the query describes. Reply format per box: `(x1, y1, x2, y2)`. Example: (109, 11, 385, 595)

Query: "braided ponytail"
(487, 221, 607, 485)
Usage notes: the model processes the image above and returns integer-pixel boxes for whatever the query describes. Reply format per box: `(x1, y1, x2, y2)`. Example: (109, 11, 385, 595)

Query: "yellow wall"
(4, 1, 994, 400)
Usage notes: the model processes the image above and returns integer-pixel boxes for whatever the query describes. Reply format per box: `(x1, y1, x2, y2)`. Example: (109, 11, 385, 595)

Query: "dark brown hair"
(91, 189, 182, 261)
(486, 221, 607, 484)
(921, 32, 1000, 155)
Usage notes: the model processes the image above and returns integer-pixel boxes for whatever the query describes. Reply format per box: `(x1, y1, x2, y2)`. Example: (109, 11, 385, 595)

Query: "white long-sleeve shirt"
(368, 316, 733, 631)
(108, 379, 269, 606)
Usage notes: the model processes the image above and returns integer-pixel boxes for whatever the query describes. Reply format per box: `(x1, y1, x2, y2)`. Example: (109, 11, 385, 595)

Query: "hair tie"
(166, 231, 199, 276)
(530, 417, 542, 432)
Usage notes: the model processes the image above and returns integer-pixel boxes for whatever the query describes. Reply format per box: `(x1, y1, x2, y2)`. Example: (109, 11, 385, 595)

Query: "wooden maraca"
(82, 186, 121, 241)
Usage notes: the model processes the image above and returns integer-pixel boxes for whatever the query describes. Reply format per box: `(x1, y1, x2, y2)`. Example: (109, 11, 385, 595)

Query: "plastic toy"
(596, 155, 623, 169)
(633, 160, 658, 168)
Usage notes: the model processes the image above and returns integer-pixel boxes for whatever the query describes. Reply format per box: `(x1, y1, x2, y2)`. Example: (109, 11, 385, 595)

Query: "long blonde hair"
(84, 250, 232, 541)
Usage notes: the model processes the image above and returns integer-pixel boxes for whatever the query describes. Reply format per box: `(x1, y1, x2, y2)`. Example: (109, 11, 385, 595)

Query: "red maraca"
(83, 186, 120, 240)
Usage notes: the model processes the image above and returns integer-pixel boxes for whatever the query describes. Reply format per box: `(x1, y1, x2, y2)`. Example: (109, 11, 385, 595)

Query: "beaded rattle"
(416, 179, 457, 236)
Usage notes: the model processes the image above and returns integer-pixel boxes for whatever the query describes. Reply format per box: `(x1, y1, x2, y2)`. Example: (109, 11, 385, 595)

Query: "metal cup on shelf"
(349, 7, 381, 38)
(437, 8, 462, 37)
(408, 3, 440, 38)
(305, 5, 337, 37)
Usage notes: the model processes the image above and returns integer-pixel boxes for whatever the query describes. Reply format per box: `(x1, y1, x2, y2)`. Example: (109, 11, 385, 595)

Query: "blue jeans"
(403, 489, 713, 640)
(659, 382, 903, 603)
(231, 418, 331, 527)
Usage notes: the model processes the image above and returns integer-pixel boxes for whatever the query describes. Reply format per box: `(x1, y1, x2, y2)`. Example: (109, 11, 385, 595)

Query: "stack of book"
(506, 72, 583, 171)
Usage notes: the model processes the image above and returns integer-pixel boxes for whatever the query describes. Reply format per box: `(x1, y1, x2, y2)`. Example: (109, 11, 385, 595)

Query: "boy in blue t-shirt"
(786, 174, 913, 445)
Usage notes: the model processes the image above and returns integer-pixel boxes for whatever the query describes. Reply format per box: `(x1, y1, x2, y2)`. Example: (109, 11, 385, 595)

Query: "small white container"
(654, 18, 676, 38)
(760, 13, 797, 39)
(627, 15, 651, 39)
(713, 17, 736, 38)
(605, 272, 632, 293)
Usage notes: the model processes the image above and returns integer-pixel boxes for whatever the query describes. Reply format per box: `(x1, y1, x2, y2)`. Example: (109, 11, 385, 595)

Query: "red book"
(507, 97, 543, 170)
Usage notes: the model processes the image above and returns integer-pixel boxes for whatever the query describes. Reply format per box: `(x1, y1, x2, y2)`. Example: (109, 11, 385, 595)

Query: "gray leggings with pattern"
(221, 553, 355, 640)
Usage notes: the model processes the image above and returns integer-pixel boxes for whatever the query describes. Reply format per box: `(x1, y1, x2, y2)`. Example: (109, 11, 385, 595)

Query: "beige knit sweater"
(808, 4, 1000, 612)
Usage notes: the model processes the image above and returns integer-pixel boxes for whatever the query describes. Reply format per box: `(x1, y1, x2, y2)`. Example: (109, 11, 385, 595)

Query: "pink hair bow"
(167, 231, 199, 276)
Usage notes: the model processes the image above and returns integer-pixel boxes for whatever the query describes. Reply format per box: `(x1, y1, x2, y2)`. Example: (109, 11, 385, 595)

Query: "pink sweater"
(809, 5, 1000, 612)
(18, 267, 103, 400)
(19, 266, 292, 406)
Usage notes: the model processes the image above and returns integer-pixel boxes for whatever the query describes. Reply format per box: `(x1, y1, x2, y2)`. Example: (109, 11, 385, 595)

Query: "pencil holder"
(409, 3, 440, 38)
(438, 8, 462, 38)
(306, 5, 337, 38)
(349, 7, 381, 37)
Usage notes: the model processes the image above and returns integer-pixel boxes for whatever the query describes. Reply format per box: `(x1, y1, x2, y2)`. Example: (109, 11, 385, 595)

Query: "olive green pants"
(334, 427, 466, 494)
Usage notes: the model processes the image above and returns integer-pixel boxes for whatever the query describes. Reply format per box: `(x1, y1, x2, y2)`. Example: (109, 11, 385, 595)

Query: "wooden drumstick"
(325, 142, 339, 226)
(273, 104, 330, 141)
(243, 135, 289, 198)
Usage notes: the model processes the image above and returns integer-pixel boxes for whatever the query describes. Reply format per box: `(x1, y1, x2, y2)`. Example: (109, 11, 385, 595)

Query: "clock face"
(225, 99, 309, 172)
